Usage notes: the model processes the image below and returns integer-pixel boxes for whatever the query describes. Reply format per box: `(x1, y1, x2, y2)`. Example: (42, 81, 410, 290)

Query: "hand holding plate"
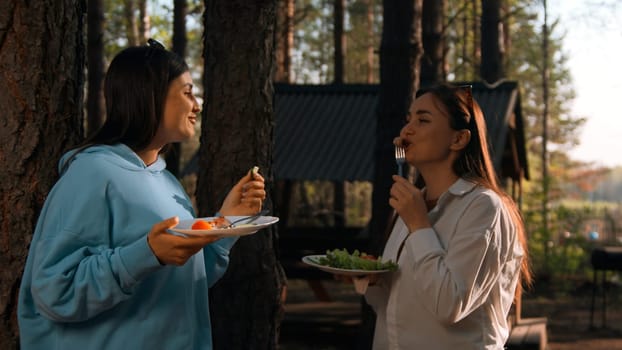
(148, 217, 221, 266)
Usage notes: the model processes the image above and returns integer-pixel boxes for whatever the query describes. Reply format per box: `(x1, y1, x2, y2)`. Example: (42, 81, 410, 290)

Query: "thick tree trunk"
(200, 0, 285, 348)
(87, 0, 106, 135)
(472, 1, 480, 78)
(332, 0, 346, 220)
(0, 1, 85, 348)
(138, 0, 150, 44)
(480, 0, 504, 83)
(421, 0, 445, 87)
(333, 0, 346, 83)
(363, 0, 423, 348)
(166, 0, 189, 178)
(370, 0, 422, 257)
(275, 0, 294, 83)
(124, 0, 139, 46)
(172, 0, 188, 58)
(366, 0, 375, 83)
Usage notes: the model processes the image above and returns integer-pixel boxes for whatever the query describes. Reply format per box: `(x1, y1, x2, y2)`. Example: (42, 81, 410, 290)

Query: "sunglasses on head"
(459, 84, 474, 113)
(147, 38, 166, 50)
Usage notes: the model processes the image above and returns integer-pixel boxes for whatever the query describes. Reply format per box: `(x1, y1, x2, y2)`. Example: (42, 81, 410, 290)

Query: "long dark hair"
(417, 83, 532, 299)
(62, 40, 188, 171)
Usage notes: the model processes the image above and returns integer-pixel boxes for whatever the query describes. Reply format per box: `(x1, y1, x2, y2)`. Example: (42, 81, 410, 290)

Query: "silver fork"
(221, 209, 270, 228)
(395, 145, 406, 177)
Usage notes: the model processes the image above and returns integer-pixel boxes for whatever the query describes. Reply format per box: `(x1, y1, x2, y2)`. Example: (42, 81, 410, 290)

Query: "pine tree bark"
(138, 0, 150, 44)
(370, 0, 423, 258)
(124, 0, 139, 46)
(87, 0, 106, 135)
(363, 0, 423, 348)
(166, 0, 189, 178)
(480, 0, 504, 83)
(200, 0, 285, 348)
(333, 0, 346, 83)
(0, 1, 85, 348)
(275, 0, 294, 83)
(421, 0, 446, 86)
(366, 0, 375, 83)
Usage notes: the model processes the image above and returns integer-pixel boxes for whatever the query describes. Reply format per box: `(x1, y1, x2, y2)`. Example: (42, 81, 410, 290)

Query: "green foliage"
(291, 0, 334, 83)
(344, 0, 382, 83)
(291, 0, 382, 83)
(345, 181, 372, 226)
(526, 199, 622, 294)
(592, 167, 622, 202)
(102, 1, 204, 85)
(445, 0, 480, 81)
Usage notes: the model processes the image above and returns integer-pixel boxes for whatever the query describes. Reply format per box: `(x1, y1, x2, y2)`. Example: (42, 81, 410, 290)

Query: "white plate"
(301, 255, 393, 276)
(170, 216, 279, 237)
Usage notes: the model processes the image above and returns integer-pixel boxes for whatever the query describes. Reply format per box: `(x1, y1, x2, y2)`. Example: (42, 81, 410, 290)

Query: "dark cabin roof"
(273, 81, 529, 182)
(273, 84, 378, 182)
(182, 82, 528, 182)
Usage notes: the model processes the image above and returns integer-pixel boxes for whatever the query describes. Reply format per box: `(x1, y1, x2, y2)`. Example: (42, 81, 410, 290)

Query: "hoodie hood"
(59, 143, 167, 175)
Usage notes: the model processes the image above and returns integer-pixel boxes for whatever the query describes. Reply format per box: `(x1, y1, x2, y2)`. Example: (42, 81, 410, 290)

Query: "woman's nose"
(400, 122, 413, 137)
(193, 96, 201, 112)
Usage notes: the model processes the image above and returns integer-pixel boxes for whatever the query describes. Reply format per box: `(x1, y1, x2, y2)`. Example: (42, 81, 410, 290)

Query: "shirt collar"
(427, 178, 477, 217)
(446, 177, 478, 197)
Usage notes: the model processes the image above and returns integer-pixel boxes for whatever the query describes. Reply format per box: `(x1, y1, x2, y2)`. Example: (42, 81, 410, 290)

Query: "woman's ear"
(450, 129, 471, 151)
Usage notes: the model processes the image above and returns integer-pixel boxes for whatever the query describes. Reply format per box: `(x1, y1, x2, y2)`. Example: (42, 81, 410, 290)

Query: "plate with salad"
(302, 249, 398, 276)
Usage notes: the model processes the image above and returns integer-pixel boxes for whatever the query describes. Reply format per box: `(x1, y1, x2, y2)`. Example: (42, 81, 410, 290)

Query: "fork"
(221, 209, 270, 228)
(395, 145, 406, 177)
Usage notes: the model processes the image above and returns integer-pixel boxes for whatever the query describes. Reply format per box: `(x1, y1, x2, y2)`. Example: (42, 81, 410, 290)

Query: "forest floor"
(278, 278, 622, 350)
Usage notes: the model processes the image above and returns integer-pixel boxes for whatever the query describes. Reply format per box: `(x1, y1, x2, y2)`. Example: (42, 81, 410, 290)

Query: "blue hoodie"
(18, 143, 235, 350)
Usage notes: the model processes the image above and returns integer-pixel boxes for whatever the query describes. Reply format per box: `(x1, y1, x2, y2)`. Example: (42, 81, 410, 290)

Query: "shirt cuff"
(117, 235, 163, 287)
(212, 236, 239, 253)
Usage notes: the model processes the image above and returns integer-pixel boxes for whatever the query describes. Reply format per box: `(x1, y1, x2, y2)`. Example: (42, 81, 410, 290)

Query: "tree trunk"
(332, 0, 346, 218)
(166, 0, 189, 178)
(87, 0, 106, 136)
(200, 0, 285, 348)
(541, 0, 551, 273)
(421, 0, 446, 87)
(366, 0, 375, 83)
(363, 0, 423, 348)
(138, 0, 150, 44)
(0, 1, 85, 348)
(124, 0, 139, 46)
(275, 0, 294, 83)
(472, 0, 480, 79)
(502, 2, 511, 75)
(370, 0, 423, 256)
(333, 0, 346, 83)
(480, 0, 504, 83)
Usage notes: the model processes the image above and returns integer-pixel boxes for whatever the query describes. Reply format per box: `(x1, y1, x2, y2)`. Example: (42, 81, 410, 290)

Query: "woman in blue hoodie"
(18, 40, 266, 350)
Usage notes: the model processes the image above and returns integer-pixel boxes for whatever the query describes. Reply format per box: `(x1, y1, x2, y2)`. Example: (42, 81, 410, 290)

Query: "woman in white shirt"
(364, 84, 532, 349)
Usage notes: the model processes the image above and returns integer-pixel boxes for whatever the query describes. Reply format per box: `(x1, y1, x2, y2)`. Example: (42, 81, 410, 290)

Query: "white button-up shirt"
(365, 178, 524, 350)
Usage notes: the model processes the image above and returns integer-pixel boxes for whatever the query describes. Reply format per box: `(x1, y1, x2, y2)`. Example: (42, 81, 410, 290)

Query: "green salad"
(316, 248, 398, 271)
